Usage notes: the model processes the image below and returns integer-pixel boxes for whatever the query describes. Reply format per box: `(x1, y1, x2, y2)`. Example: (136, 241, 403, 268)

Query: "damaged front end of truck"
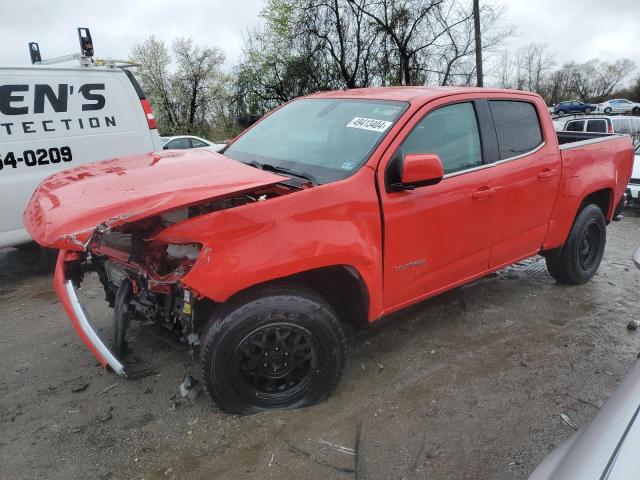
(25, 149, 295, 376)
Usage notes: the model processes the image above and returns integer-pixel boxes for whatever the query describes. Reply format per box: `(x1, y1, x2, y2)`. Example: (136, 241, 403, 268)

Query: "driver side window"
(400, 102, 482, 175)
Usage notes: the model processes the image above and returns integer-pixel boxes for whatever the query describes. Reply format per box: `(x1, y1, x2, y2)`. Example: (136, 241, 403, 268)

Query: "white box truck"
(0, 29, 162, 248)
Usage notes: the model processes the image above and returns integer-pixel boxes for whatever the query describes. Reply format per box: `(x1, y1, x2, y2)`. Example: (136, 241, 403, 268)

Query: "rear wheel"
(557, 110, 565, 117)
(585, 108, 592, 114)
(545, 204, 606, 284)
(200, 284, 346, 415)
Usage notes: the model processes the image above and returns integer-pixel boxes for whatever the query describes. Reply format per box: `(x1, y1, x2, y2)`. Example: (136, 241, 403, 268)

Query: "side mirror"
(162, 145, 169, 150)
(633, 247, 640, 269)
(394, 153, 444, 190)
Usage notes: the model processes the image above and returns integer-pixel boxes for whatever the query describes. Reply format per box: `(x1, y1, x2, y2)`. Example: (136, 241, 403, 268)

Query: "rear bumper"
(54, 250, 126, 376)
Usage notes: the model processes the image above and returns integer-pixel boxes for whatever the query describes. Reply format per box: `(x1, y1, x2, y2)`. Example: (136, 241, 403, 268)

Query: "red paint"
(53, 250, 108, 368)
(25, 87, 634, 350)
(23, 149, 286, 250)
(140, 99, 158, 130)
(401, 154, 444, 185)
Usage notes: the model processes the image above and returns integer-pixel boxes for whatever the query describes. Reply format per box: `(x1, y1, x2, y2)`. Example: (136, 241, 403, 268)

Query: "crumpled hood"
(24, 149, 286, 250)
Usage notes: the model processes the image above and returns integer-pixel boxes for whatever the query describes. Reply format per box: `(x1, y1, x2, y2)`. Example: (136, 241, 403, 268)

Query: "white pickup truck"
(0, 36, 162, 248)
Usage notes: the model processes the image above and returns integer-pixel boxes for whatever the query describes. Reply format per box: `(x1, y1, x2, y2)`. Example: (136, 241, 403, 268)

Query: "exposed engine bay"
(64, 185, 294, 358)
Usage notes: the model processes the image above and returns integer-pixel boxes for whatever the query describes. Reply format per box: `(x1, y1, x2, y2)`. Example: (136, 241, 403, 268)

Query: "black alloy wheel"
(200, 283, 346, 414)
(230, 322, 320, 406)
(578, 219, 604, 271)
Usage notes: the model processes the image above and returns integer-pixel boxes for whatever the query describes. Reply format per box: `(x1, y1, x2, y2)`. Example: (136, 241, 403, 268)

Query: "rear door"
(486, 99, 561, 268)
(379, 97, 497, 311)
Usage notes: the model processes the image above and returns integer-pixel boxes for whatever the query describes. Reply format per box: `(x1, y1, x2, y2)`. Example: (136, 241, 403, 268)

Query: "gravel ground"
(1, 214, 640, 480)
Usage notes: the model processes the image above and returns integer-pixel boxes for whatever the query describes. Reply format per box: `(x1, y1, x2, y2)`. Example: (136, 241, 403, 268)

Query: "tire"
(585, 108, 592, 114)
(545, 204, 606, 285)
(557, 110, 565, 117)
(604, 107, 612, 114)
(200, 283, 346, 415)
(633, 107, 640, 116)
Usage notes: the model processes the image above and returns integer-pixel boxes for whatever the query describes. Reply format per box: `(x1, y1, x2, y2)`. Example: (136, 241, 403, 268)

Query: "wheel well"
(581, 188, 612, 220)
(217, 266, 370, 329)
(282, 266, 370, 328)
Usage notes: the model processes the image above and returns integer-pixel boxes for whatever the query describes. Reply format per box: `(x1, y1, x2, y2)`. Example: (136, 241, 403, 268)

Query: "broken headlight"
(166, 243, 200, 261)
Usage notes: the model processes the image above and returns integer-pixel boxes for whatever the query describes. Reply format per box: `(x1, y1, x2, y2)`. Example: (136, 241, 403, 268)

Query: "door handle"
(538, 168, 556, 180)
(471, 186, 498, 200)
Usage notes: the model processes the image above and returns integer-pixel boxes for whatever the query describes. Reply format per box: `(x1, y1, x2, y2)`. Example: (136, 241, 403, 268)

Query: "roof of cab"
(305, 86, 537, 104)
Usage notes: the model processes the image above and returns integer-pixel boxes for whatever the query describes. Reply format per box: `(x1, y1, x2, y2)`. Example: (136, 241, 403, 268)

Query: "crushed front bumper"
(54, 250, 126, 376)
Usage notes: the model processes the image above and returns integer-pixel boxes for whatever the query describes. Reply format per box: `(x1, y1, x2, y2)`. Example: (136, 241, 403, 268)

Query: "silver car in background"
(530, 248, 640, 479)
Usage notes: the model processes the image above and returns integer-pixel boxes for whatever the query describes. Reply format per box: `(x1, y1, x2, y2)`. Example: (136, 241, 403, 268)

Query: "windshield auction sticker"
(346, 117, 393, 132)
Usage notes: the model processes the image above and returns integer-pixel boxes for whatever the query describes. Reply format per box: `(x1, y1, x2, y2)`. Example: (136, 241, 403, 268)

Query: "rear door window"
(400, 102, 482, 175)
(489, 100, 543, 159)
(566, 120, 585, 132)
(586, 120, 606, 133)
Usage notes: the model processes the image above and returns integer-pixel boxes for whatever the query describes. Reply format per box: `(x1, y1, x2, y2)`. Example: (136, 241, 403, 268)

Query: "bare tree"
(131, 36, 177, 130)
(347, 0, 447, 85)
(432, 1, 511, 86)
(516, 43, 556, 93)
(172, 38, 226, 131)
(131, 36, 228, 136)
(567, 59, 636, 102)
(300, 0, 379, 88)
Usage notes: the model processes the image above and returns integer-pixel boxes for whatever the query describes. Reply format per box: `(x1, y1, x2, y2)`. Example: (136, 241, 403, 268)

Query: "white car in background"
(626, 144, 640, 206)
(598, 99, 640, 115)
(160, 135, 226, 152)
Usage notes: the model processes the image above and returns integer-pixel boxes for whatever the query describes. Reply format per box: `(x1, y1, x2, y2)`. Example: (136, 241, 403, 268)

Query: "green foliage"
(233, 0, 511, 117)
(131, 36, 230, 138)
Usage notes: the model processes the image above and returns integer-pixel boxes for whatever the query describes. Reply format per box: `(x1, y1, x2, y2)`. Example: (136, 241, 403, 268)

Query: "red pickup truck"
(24, 87, 633, 414)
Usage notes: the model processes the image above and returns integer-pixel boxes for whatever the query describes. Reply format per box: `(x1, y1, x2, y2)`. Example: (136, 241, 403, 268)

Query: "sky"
(1, 0, 639, 73)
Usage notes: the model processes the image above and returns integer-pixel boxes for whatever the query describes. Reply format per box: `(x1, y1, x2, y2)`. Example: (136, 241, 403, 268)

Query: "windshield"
(224, 98, 407, 184)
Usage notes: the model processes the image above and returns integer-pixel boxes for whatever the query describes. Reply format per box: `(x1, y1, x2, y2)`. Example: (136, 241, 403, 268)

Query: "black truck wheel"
(200, 284, 346, 415)
(545, 204, 606, 285)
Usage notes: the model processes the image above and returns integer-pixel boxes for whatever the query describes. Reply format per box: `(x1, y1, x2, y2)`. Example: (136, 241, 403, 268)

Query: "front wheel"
(604, 107, 612, 114)
(545, 204, 606, 285)
(633, 107, 640, 115)
(585, 108, 592, 114)
(200, 284, 346, 415)
(557, 110, 565, 117)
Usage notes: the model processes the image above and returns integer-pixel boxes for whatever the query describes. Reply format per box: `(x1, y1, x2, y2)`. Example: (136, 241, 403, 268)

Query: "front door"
(379, 100, 497, 312)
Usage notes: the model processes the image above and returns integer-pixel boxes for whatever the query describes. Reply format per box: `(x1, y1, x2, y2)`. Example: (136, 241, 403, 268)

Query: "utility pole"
(473, 0, 483, 87)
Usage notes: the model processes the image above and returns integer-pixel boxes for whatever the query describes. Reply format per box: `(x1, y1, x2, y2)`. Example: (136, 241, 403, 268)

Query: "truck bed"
(556, 131, 618, 147)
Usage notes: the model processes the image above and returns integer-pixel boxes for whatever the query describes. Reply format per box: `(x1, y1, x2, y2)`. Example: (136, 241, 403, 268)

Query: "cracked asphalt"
(1, 213, 640, 480)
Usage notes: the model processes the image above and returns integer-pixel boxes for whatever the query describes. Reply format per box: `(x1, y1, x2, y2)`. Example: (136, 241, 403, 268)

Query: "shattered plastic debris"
(71, 382, 90, 393)
(560, 413, 577, 430)
(178, 375, 203, 403)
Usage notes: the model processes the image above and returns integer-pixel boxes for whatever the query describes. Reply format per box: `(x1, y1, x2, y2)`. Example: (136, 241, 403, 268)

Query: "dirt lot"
(2, 215, 640, 480)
